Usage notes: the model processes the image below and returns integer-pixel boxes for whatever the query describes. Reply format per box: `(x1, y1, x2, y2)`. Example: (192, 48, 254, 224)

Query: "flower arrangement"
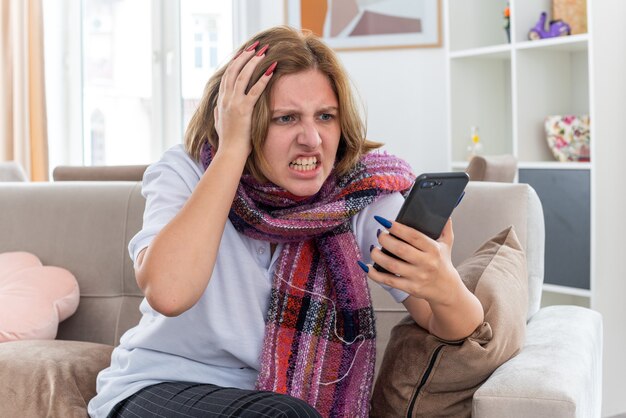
(503, 3, 510, 42)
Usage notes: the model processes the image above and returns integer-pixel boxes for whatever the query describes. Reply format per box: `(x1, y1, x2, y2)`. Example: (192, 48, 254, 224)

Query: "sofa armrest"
(473, 306, 603, 418)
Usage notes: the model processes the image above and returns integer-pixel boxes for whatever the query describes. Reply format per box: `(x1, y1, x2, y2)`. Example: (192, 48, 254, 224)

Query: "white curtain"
(0, 0, 48, 181)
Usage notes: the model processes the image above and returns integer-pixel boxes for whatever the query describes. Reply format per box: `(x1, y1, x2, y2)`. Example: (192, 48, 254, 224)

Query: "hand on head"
(214, 41, 277, 158)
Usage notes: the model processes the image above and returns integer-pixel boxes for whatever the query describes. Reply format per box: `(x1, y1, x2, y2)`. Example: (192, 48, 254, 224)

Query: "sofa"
(0, 181, 602, 417)
(52, 165, 148, 182)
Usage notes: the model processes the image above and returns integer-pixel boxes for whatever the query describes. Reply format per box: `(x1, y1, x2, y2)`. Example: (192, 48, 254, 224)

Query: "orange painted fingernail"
(264, 61, 278, 76)
(245, 40, 260, 52)
(256, 44, 269, 57)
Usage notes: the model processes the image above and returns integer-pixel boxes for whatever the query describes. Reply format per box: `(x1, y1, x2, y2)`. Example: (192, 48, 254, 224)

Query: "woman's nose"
(297, 121, 322, 148)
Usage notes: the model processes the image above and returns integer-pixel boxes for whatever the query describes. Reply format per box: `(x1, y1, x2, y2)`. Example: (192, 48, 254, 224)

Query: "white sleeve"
(351, 192, 410, 303)
(128, 144, 204, 264)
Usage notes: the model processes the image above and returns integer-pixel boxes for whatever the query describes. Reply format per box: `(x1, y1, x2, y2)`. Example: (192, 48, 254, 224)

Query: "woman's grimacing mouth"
(289, 155, 319, 172)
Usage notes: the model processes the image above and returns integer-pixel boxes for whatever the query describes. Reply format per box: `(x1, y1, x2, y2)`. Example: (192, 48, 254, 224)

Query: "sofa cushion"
(0, 252, 80, 342)
(0, 339, 113, 418)
(370, 226, 528, 418)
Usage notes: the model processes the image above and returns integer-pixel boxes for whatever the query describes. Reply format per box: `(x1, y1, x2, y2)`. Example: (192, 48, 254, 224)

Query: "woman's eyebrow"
(271, 107, 297, 115)
(271, 106, 339, 114)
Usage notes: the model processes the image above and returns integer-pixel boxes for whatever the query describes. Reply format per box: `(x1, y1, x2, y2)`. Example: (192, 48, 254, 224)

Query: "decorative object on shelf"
(528, 11, 571, 40)
(545, 115, 590, 162)
(503, 3, 511, 43)
(553, 0, 587, 35)
(466, 126, 483, 161)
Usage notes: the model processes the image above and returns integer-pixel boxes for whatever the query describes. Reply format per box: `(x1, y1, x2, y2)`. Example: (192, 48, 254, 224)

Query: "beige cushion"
(0, 252, 80, 342)
(465, 155, 517, 183)
(370, 226, 528, 418)
(0, 340, 113, 418)
(450, 182, 544, 320)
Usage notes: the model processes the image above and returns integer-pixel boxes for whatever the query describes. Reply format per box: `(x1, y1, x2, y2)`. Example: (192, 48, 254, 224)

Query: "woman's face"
(260, 69, 341, 197)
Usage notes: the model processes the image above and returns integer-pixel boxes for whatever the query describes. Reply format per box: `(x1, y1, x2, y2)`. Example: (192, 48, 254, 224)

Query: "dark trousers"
(107, 381, 323, 418)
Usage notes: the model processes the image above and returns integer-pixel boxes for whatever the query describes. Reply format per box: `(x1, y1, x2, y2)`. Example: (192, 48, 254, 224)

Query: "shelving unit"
(444, 0, 592, 308)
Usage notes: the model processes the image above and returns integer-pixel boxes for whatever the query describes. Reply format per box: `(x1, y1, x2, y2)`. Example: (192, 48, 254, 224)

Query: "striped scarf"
(200, 143, 414, 417)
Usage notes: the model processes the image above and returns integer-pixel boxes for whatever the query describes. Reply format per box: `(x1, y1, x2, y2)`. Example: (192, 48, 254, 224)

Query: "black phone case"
(373, 172, 469, 274)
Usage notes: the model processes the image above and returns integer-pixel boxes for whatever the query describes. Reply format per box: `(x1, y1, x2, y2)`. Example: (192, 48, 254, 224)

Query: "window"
(192, 16, 219, 70)
(181, 2, 233, 129)
(43, 0, 234, 169)
(82, 0, 153, 165)
(90, 110, 106, 165)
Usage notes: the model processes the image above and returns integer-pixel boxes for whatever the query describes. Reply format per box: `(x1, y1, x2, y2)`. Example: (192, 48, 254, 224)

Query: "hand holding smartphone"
(373, 172, 469, 274)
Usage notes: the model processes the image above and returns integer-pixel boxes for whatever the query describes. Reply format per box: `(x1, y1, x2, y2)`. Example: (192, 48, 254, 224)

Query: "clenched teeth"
(289, 156, 318, 171)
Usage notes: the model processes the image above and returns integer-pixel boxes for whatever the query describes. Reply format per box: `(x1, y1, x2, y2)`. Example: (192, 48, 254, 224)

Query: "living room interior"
(1, 0, 625, 417)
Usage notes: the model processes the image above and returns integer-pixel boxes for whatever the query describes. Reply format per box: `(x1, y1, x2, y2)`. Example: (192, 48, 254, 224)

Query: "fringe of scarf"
(200, 143, 414, 417)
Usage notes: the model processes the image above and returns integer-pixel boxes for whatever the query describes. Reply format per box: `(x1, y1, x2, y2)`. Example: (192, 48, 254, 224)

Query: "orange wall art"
(286, 0, 441, 50)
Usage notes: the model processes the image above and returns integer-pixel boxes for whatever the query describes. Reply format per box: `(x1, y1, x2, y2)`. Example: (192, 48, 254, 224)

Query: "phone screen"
(373, 172, 469, 273)
(397, 172, 469, 240)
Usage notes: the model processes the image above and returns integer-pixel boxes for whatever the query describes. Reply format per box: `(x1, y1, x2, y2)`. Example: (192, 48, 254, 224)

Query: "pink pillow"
(0, 252, 79, 342)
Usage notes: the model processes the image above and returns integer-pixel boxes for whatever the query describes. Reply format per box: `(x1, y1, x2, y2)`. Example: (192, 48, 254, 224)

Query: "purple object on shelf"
(528, 12, 571, 40)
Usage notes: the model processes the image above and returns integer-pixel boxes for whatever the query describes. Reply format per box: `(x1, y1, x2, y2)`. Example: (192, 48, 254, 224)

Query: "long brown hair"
(184, 25, 381, 180)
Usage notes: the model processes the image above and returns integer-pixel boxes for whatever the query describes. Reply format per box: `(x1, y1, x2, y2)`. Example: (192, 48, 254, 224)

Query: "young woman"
(89, 26, 483, 418)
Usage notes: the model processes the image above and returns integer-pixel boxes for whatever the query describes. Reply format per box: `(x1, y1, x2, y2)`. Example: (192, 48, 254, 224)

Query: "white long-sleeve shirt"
(88, 144, 408, 418)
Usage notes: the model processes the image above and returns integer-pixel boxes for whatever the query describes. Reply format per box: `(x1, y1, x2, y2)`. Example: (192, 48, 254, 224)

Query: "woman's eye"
(276, 115, 295, 123)
(320, 113, 335, 121)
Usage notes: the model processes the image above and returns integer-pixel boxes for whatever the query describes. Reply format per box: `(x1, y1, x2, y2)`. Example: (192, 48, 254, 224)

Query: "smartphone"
(373, 172, 469, 274)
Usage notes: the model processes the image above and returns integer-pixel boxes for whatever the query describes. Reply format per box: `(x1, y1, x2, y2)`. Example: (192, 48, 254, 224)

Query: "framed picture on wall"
(284, 0, 442, 51)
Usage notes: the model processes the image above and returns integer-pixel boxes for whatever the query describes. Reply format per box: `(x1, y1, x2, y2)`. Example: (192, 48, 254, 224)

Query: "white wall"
(340, 49, 448, 174)
(241, 0, 449, 175)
